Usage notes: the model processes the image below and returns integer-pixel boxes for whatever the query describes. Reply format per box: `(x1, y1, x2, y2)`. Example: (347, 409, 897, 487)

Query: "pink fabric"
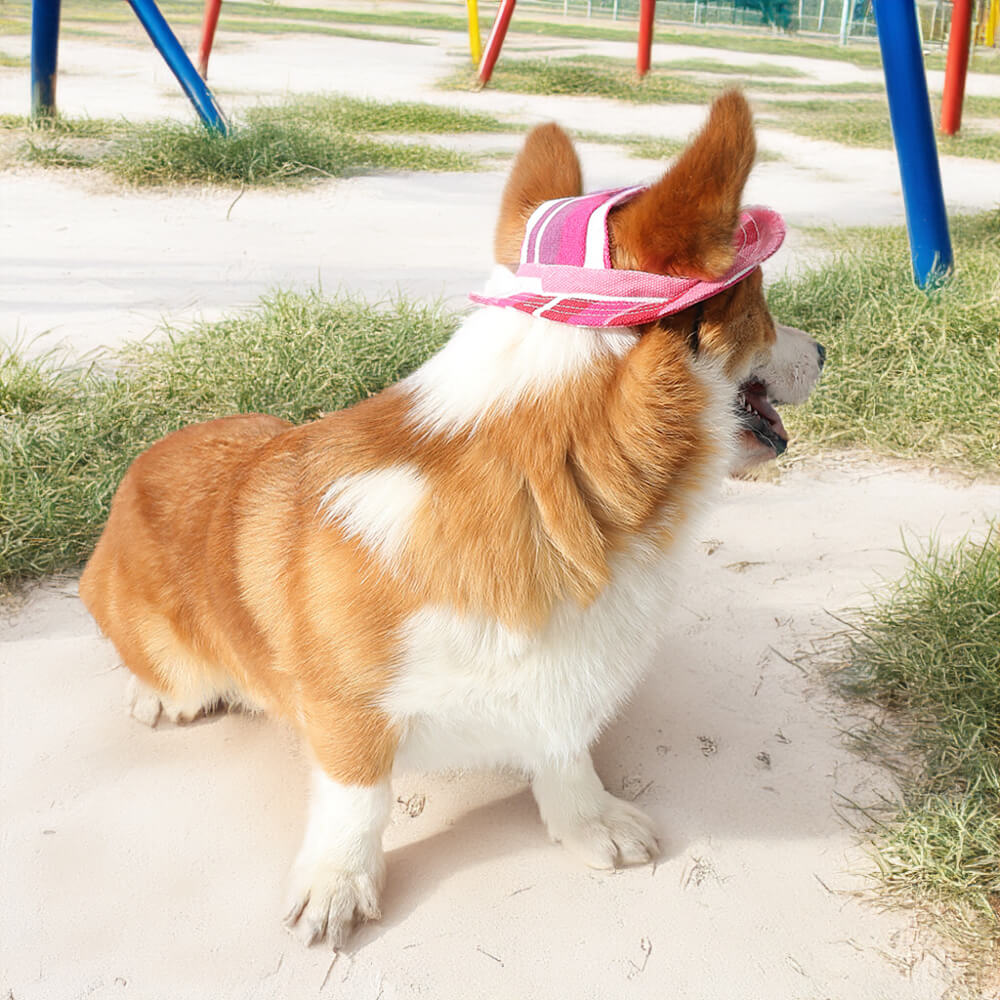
(470, 186, 785, 328)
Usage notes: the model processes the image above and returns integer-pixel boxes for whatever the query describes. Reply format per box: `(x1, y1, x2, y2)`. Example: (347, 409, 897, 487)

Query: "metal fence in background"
(507, 0, 987, 47)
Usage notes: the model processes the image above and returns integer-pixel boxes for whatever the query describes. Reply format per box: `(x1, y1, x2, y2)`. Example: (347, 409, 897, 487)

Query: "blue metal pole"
(31, 0, 62, 119)
(126, 0, 228, 134)
(873, 0, 953, 286)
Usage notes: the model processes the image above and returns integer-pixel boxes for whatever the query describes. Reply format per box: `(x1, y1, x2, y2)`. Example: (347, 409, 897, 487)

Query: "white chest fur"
(365, 306, 733, 776)
(383, 535, 702, 775)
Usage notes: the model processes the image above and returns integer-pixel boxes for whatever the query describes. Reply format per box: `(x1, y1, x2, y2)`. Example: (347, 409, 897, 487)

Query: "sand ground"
(2, 11, 999, 999)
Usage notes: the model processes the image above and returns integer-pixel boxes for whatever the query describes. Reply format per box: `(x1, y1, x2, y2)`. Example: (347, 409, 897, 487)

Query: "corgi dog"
(79, 90, 823, 949)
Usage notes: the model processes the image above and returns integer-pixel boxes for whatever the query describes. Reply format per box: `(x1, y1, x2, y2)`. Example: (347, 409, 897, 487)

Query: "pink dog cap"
(470, 186, 785, 328)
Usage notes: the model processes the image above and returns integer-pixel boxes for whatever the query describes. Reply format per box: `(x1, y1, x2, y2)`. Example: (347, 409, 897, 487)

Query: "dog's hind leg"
(100, 598, 241, 728)
(122, 659, 235, 728)
(124, 673, 221, 728)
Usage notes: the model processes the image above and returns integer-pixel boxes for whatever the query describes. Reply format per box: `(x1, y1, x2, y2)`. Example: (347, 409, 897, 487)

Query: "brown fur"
(80, 90, 776, 796)
(608, 90, 756, 280)
(494, 122, 583, 271)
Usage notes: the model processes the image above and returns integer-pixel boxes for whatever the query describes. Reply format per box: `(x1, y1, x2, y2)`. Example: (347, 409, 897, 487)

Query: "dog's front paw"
(533, 756, 661, 870)
(551, 792, 660, 870)
(283, 858, 384, 948)
(285, 772, 392, 949)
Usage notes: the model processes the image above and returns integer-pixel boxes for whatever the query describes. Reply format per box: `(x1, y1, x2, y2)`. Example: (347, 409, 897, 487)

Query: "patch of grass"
(104, 119, 474, 186)
(744, 80, 883, 96)
(837, 529, 1000, 961)
(444, 56, 717, 104)
(660, 57, 805, 77)
(185, 0, 466, 33)
(54, 24, 117, 40)
(572, 128, 782, 163)
(768, 211, 1000, 471)
(0, 292, 458, 585)
(510, 52, 884, 96)
(20, 139, 91, 169)
(2, 0, 119, 24)
(575, 117, 789, 162)
(623, 135, 688, 160)
(762, 97, 1000, 161)
(0, 50, 30, 67)
(938, 131, 1000, 162)
(208, 17, 430, 45)
(950, 93, 1000, 119)
(1, 113, 124, 139)
(806, 81, 884, 94)
(105, 94, 510, 185)
(263, 94, 519, 136)
(761, 96, 894, 146)
(926, 48, 1000, 76)
(446, 54, 885, 110)
(4, 95, 513, 185)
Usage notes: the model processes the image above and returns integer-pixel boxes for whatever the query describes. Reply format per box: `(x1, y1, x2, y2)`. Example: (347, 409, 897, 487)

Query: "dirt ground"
(2, 11, 999, 1000)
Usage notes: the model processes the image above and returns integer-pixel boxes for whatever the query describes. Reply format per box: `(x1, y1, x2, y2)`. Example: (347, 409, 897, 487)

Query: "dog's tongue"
(747, 387, 788, 442)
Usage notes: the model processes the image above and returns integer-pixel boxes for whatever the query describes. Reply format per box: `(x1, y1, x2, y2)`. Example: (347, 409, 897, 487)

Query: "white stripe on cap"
(520, 195, 574, 266)
(583, 185, 643, 269)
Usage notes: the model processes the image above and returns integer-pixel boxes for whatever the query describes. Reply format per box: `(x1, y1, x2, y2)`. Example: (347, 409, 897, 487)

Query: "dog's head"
(488, 90, 824, 474)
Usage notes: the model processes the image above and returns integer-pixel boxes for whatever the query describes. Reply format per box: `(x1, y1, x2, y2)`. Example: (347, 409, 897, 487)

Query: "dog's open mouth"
(736, 381, 788, 456)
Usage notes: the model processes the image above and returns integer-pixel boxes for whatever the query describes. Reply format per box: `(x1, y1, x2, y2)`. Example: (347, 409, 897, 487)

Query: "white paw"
(125, 675, 164, 727)
(285, 772, 392, 948)
(550, 793, 660, 870)
(124, 675, 213, 727)
(283, 858, 384, 948)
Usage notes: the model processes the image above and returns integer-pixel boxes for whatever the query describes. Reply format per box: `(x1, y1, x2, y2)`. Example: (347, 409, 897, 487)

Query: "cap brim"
(470, 206, 786, 328)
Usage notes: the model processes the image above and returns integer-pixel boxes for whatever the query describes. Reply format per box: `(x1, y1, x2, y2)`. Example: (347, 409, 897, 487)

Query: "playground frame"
(30, 0, 227, 133)
(29, 0, 965, 285)
(874, 0, 953, 283)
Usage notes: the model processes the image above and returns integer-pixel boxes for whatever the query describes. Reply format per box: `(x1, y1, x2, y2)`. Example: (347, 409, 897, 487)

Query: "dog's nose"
(816, 343, 826, 370)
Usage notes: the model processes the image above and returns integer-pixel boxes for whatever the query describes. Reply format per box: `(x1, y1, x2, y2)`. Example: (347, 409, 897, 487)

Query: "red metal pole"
(940, 0, 973, 135)
(637, 0, 654, 77)
(477, 0, 516, 86)
(197, 0, 222, 80)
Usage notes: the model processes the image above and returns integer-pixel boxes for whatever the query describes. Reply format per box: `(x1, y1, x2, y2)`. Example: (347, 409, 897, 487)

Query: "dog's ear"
(609, 90, 756, 280)
(494, 123, 583, 271)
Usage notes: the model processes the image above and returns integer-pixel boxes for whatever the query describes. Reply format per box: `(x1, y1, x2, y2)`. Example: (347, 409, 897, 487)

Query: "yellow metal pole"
(987, 0, 998, 45)
(467, 0, 482, 64)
